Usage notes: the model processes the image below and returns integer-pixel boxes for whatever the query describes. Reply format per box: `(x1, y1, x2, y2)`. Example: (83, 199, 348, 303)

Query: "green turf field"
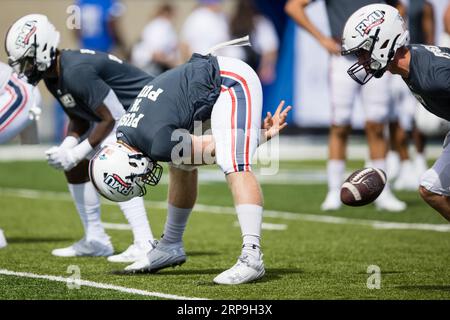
(1, 160, 450, 300)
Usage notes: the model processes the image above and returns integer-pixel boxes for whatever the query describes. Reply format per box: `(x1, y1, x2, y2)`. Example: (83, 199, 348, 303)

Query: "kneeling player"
(90, 52, 290, 284)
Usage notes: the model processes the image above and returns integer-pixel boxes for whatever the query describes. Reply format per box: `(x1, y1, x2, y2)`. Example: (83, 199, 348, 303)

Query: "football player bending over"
(0, 61, 42, 249)
(342, 4, 450, 222)
(89, 46, 291, 285)
(5, 14, 156, 262)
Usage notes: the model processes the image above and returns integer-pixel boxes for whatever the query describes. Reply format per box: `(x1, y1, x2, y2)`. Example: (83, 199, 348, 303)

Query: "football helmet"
(89, 142, 163, 202)
(5, 14, 60, 85)
(341, 4, 409, 84)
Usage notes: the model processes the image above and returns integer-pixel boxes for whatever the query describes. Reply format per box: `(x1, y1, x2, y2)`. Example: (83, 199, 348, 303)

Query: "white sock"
(327, 160, 345, 193)
(68, 182, 109, 243)
(0, 228, 7, 249)
(161, 204, 192, 244)
(118, 197, 154, 247)
(236, 204, 263, 259)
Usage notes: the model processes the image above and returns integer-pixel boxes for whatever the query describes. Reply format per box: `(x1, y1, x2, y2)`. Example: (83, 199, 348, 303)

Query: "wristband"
(60, 136, 80, 149)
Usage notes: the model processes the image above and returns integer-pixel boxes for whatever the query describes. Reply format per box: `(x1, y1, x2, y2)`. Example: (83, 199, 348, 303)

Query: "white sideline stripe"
(0, 269, 206, 300)
(2, 187, 450, 233)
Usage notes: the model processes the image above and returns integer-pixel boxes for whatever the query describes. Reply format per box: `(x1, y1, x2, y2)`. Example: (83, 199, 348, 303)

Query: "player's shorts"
(212, 56, 262, 174)
(329, 55, 391, 126)
(420, 132, 450, 196)
(0, 74, 39, 144)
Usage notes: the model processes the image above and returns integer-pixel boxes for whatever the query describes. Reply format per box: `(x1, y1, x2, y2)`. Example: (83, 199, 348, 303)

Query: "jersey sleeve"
(64, 65, 111, 111)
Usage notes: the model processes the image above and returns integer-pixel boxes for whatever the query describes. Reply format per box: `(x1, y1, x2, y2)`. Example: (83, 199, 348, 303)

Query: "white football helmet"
(341, 4, 409, 84)
(89, 142, 163, 202)
(5, 14, 60, 85)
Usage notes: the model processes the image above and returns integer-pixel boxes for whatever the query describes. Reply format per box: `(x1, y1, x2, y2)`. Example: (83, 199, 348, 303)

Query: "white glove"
(45, 139, 93, 171)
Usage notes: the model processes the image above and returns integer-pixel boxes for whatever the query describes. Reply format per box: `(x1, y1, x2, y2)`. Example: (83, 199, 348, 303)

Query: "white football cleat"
(52, 238, 114, 257)
(375, 189, 406, 212)
(107, 242, 152, 263)
(0, 229, 7, 249)
(321, 191, 341, 211)
(213, 253, 265, 285)
(124, 241, 186, 273)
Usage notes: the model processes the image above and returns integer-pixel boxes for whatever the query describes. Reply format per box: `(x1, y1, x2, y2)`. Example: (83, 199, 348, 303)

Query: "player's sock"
(160, 204, 192, 244)
(68, 182, 109, 243)
(327, 159, 345, 194)
(118, 197, 155, 246)
(236, 204, 263, 260)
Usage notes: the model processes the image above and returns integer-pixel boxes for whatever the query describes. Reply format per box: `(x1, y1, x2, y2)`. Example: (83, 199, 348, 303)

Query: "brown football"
(340, 168, 387, 207)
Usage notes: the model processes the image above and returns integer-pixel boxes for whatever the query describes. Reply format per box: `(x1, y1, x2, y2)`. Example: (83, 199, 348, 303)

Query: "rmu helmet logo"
(104, 174, 133, 196)
(355, 10, 385, 36)
(15, 20, 37, 48)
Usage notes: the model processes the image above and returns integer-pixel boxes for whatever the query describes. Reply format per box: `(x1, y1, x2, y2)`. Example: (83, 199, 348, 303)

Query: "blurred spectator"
(131, 4, 179, 75)
(439, 0, 450, 45)
(75, 0, 127, 57)
(180, 0, 230, 60)
(228, 0, 279, 85)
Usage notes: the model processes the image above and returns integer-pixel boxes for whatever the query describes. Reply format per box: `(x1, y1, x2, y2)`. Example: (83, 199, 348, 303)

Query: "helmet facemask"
(126, 153, 163, 197)
(342, 28, 394, 85)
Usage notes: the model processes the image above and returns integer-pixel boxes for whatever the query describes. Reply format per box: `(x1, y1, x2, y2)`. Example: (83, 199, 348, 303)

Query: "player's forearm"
(87, 119, 115, 148)
(285, 0, 325, 42)
(190, 134, 215, 165)
(67, 117, 90, 139)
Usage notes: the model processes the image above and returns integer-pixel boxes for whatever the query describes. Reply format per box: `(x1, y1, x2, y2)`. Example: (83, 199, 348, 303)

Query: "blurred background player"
(5, 14, 157, 262)
(285, 0, 406, 212)
(131, 4, 179, 76)
(180, 0, 230, 60)
(75, 0, 127, 58)
(228, 0, 279, 86)
(0, 61, 42, 250)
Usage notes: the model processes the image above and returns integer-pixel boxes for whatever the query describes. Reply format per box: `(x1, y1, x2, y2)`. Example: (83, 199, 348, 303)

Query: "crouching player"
(89, 51, 291, 284)
(342, 4, 450, 223)
(0, 61, 42, 249)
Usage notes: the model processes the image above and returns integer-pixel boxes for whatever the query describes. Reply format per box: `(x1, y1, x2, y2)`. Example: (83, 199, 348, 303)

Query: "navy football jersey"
(117, 54, 222, 162)
(44, 49, 154, 122)
(404, 45, 450, 121)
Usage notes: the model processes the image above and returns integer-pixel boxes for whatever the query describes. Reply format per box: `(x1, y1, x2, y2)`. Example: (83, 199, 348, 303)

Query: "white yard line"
(2, 187, 450, 233)
(0, 269, 207, 300)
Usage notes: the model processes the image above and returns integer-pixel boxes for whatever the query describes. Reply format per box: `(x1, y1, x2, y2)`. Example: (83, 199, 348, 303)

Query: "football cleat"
(51, 238, 113, 257)
(124, 241, 186, 273)
(107, 242, 153, 263)
(213, 253, 265, 285)
(375, 189, 406, 212)
(0, 229, 7, 249)
(321, 191, 342, 211)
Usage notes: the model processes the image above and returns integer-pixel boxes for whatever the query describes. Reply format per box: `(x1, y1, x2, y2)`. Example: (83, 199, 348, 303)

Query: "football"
(340, 168, 387, 207)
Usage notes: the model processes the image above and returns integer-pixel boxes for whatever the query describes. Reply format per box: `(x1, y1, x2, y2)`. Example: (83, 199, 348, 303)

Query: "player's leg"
(212, 56, 265, 285)
(52, 160, 113, 257)
(419, 141, 450, 222)
(362, 74, 406, 212)
(322, 55, 357, 211)
(125, 165, 197, 272)
(0, 75, 35, 144)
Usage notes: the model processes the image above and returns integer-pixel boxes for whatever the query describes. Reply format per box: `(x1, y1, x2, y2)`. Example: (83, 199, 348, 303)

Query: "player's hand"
(45, 146, 77, 171)
(319, 37, 341, 55)
(262, 100, 292, 141)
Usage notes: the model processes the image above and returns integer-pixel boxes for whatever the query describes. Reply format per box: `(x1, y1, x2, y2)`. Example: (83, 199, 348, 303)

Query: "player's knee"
(331, 125, 350, 138)
(365, 121, 384, 137)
